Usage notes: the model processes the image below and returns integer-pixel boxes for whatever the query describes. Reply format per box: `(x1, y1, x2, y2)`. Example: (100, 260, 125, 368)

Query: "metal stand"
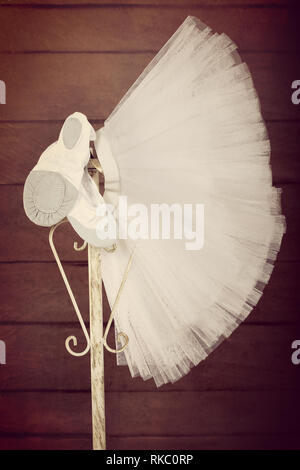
(48, 159, 130, 450)
(88, 167, 106, 450)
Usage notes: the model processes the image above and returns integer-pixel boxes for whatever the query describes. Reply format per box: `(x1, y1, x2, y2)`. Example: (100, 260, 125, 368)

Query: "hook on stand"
(49, 219, 132, 357)
(49, 220, 91, 357)
(102, 249, 134, 354)
(74, 240, 88, 252)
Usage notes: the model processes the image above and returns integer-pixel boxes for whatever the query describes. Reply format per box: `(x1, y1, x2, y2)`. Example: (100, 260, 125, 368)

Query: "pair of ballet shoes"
(23, 112, 115, 248)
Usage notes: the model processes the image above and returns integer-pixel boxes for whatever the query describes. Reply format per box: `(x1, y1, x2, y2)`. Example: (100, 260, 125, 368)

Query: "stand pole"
(88, 164, 106, 450)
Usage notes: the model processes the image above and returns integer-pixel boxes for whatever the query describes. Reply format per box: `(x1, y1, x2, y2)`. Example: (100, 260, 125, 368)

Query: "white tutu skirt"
(95, 16, 286, 387)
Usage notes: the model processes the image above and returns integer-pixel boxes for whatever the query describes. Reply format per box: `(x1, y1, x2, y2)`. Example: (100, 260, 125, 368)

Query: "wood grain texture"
(0, 184, 296, 262)
(108, 434, 300, 450)
(0, 6, 297, 52)
(0, 262, 112, 323)
(0, 433, 299, 451)
(0, 1, 290, 6)
(0, 53, 299, 121)
(0, 260, 298, 323)
(0, 390, 299, 435)
(0, 262, 90, 323)
(0, 323, 299, 391)
(0, 121, 299, 185)
(0, 0, 299, 451)
(0, 436, 92, 450)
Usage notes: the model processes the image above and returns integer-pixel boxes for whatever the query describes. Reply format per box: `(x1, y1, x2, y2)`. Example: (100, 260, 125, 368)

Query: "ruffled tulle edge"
(103, 15, 287, 387)
(115, 189, 286, 387)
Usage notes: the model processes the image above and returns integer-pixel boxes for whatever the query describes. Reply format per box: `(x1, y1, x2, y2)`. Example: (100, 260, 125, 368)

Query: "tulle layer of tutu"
(97, 16, 286, 387)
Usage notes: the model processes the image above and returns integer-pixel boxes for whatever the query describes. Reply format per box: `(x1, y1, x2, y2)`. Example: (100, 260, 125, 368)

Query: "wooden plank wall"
(0, 0, 300, 450)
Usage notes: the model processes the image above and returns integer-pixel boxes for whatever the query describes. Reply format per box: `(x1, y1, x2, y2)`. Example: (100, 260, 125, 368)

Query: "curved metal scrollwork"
(49, 220, 91, 357)
(49, 219, 132, 357)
